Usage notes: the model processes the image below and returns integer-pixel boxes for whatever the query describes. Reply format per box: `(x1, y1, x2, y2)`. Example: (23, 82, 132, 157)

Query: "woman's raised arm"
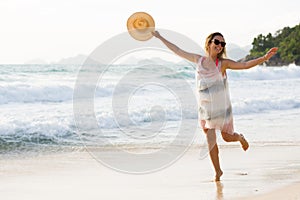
(152, 31, 201, 63)
(223, 47, 278, 70)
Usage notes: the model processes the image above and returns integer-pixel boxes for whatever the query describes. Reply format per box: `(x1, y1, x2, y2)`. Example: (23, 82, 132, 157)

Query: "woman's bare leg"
(206, 129, 223, 181)
(221, 132, 249, 151)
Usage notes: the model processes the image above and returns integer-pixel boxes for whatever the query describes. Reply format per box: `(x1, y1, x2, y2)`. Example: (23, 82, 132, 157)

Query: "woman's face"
(209, 35, 226, 55)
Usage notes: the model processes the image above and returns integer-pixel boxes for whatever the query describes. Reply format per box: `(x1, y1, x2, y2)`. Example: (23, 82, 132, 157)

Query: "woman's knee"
(206, 129, 217, 144)
(202, 128, 209, 134)
(221, 132, 232, 142)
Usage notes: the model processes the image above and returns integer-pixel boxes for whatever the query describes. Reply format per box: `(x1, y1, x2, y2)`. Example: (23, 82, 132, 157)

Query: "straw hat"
(127, 12, 155, 41)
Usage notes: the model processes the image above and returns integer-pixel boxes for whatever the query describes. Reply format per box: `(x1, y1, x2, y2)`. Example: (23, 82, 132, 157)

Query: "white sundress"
(196, 57, 234, 134)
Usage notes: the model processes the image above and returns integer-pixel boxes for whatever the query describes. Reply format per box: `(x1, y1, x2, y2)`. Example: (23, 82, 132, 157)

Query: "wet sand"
(1, 144, 300, 200)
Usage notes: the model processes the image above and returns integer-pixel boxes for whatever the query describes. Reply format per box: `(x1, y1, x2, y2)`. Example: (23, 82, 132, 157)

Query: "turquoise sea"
(1, 63, 300, 155)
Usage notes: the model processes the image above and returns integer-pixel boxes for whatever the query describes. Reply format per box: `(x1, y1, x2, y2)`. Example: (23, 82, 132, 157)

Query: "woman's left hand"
(264, 47, 278, 61)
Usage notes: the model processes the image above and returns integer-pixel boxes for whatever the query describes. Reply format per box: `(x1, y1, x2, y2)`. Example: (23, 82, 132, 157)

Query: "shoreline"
(1, 144, 300, 200)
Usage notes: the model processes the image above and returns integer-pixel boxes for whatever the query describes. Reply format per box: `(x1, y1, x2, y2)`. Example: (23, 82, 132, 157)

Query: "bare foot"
(215, 170, 223, 181)
(239, 134, 249, 151)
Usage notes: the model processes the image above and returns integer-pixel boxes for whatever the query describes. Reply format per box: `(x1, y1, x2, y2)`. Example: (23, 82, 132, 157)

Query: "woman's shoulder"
(196, 56, 206, 64)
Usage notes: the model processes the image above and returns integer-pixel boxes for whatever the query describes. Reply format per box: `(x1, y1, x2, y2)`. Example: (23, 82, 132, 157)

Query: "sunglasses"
(211, 39, 226, 47)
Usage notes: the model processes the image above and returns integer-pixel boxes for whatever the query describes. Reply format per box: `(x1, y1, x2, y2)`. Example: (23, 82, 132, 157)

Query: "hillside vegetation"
(246, 23, 300, 66)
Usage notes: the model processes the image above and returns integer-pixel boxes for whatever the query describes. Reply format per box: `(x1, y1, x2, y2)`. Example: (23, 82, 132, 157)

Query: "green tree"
(278, 25, 300, 65)
(247, 23, 300, 66)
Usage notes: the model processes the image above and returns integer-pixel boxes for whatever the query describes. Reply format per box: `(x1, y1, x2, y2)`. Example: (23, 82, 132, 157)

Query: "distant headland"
(244, 23, 300, 66)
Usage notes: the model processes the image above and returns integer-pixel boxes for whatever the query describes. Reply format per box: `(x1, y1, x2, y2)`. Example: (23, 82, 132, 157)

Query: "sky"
(0, 0, 299, 64)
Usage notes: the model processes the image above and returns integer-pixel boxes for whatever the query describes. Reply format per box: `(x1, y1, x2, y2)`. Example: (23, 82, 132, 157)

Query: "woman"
(152, 31, 278, 181)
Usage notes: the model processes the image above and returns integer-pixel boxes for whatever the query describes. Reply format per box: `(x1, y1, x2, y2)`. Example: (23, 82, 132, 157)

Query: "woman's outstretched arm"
(223, 47, 278, 70)
(152, 31, 201, 63)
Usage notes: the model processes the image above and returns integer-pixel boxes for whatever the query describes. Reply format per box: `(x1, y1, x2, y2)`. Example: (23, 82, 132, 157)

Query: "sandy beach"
(241, 182, 300, 200)
(1, 144, 300, 200)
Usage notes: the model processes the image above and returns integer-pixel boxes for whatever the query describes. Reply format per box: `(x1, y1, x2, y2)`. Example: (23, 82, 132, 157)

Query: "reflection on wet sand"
(215, 181, 224, 200)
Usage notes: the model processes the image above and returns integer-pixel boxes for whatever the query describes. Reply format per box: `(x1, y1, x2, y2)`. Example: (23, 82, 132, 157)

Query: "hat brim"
(127, 12, 155, 41)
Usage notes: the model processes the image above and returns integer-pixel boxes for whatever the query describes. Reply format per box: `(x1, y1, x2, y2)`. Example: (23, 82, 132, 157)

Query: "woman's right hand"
(151, 31, 161, 38)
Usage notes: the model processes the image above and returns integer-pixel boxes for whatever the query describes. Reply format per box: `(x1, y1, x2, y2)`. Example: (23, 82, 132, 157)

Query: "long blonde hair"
(205, 32, 227, 59)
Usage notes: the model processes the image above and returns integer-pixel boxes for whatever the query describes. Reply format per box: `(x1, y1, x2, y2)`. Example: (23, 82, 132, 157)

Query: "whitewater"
(1, 63, 300, 154)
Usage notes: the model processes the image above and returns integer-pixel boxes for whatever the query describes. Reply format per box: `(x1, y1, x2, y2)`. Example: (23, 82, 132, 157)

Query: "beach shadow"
(215, 181, 224, 200)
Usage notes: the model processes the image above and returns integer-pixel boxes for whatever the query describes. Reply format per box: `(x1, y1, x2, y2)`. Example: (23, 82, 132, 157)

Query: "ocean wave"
(0, 84, 74, 104)
(1, 97, 300, 153)
(96, 105, 197, 129)
(0, 64, 79, 74)
(0, 125, 81, 154)
(232, 98, 300, 115)
(1, 65, 300, 105)
(0, 83, 117, 104)
(162, 70, 194, 79)
(161, 65, 300, 81)
(227, 65, 300, 80)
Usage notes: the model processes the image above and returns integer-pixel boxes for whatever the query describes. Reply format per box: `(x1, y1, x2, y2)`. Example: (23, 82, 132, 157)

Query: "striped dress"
(196, 57, 234, 134)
